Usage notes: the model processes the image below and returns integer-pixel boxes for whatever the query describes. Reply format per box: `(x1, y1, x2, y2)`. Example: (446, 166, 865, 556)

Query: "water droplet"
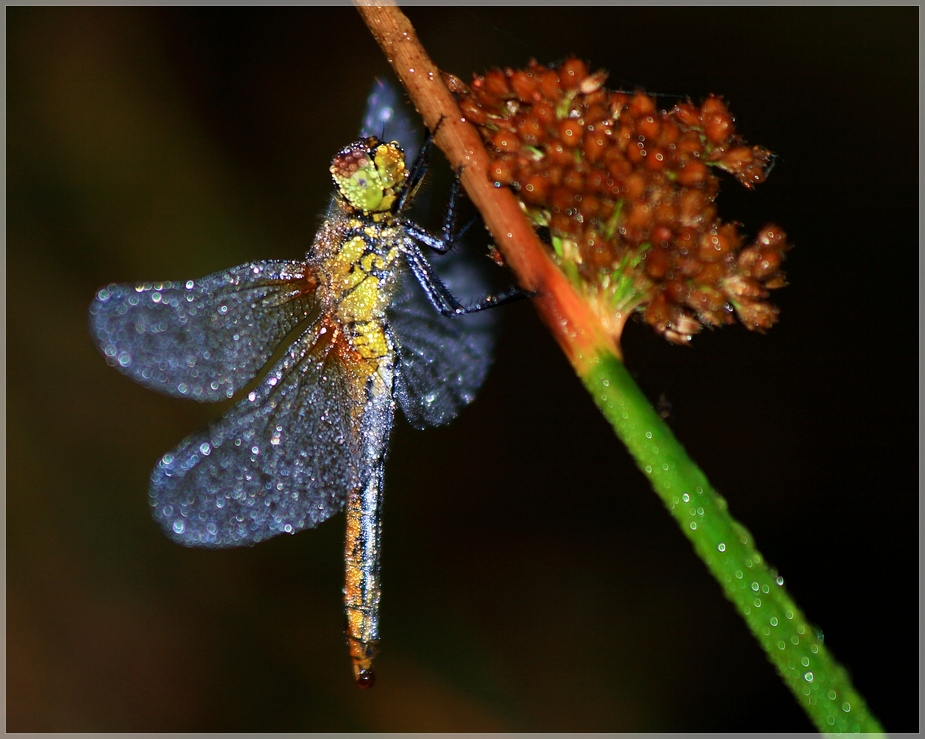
(681, 493, 690, 503)
(172, 520, 185, 535)
(769, 617, 778, 626)
(645, 430, 652, 439)
(717, 542, 726, 552)
(777, 640, 786, 650)
(803, 671, 814, 683)
(751, 581, 759, 592)
(199, 442, 211, 456)
(801, 657, 810, 667)
(776, 575, 785, 586)
(841, 702, 851, 713)
(827, 690, 837, 701)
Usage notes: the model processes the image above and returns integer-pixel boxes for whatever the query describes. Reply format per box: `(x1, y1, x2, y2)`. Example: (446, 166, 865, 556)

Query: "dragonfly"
(89, 80, 516, 688)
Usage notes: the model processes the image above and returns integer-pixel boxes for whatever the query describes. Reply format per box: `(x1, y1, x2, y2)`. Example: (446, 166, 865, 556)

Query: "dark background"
(7, 7, 917, 732)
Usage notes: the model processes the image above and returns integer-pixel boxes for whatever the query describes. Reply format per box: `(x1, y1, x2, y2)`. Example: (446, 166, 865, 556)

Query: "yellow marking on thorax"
(319, 226, 402, 363)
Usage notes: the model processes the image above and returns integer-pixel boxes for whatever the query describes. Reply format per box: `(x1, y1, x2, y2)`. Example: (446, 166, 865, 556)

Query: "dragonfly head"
(331, 137, 407, 214)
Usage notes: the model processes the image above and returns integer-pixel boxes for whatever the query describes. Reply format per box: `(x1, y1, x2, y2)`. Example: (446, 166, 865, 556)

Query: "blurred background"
(7, 7, 917, 732)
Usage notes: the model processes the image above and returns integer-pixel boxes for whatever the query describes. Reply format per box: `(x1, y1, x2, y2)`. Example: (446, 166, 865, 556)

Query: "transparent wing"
(389, 252, 497, 430)
(89, 260, 313, 402)
(360, 78, 422, 162)
(150, 319, 384, 548)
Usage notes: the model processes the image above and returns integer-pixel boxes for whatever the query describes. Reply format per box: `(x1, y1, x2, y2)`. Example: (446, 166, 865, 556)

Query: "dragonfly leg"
(394, 118, 446, 214)
(401, 241, 531, 317)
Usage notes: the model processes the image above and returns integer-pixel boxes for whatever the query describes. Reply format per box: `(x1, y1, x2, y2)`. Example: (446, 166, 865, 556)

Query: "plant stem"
(583, 352, 884, 734)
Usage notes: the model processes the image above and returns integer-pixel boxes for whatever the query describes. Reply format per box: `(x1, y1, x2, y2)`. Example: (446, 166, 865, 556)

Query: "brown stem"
(355, 4, 621, 367)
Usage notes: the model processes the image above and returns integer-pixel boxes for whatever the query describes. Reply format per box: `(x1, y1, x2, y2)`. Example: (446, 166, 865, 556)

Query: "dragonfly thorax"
(310, 209, 407, 365)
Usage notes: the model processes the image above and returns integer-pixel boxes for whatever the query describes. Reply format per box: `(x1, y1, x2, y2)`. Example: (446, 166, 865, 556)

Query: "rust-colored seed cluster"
(453, 58, 791, 344)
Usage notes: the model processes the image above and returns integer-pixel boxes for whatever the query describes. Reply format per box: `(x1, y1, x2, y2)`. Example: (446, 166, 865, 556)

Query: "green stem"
(581, 351, 884, 734)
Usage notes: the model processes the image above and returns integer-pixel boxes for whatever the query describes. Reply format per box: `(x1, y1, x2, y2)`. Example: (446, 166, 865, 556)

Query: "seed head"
(454, 58, 791, 344)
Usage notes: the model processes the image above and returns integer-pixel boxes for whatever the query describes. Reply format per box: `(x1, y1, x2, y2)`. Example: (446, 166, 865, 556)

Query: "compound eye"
(330, 139, 406, 213)
(372, 142, 406, 191)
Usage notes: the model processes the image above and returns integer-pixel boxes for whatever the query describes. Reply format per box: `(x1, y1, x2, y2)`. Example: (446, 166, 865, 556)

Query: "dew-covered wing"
(389, 253, 496, 430)
(89, 260, 312, 402)
(360, 78, 422, 163)
(150, 319, 377, 547)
